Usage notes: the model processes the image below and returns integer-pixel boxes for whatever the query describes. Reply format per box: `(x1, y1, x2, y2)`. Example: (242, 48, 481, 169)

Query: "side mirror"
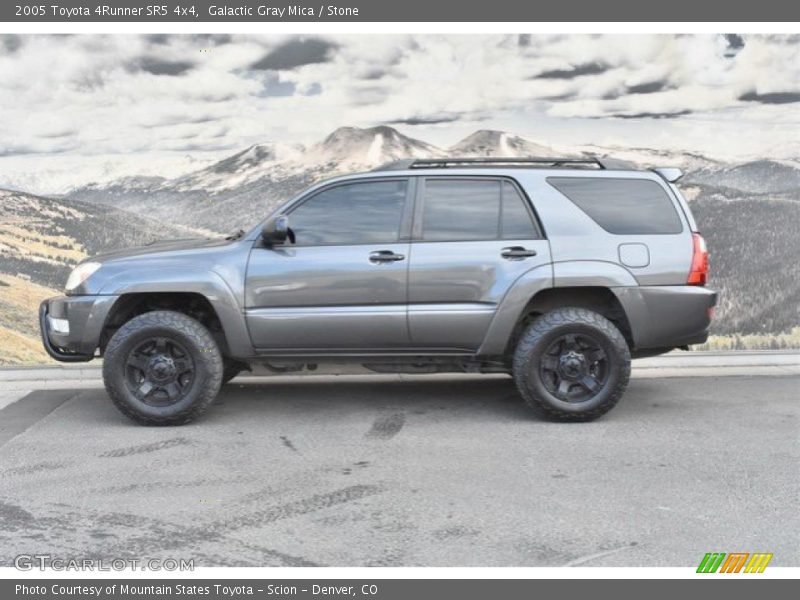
(261, 215, 294, 246)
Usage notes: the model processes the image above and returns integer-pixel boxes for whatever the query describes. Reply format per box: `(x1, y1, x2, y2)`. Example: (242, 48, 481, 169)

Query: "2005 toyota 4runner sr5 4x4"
(40, 157, 716, 425)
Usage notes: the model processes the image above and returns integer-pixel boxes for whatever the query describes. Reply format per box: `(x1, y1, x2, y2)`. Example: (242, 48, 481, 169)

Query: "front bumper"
(39, 295, 119, 362)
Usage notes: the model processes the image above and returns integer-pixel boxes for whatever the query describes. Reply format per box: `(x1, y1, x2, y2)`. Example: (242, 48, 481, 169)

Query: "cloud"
(0, 33, 798, 178)
(536, 62, 610, 79)
(251, 38, 337, 70)
(38, 128, 78, 138)
(607, 110, 692, 119)
(739, 90, 800, 104)
(135, 56, 194, 76)
(140, 114, 218, 129)
(388, 114, 462, 125)
(724, 33, 745, 57)
(361, 68, 389, 80)
(627, 80, 671, 94)
(189, 34, 233, 46)
(1, 35, 22, 54)
(145, 34, 170, 45)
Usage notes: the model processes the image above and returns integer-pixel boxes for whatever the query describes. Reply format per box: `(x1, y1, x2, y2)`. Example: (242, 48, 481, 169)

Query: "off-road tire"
(512, 307, 631, 422)
(103, 310, 223, 425)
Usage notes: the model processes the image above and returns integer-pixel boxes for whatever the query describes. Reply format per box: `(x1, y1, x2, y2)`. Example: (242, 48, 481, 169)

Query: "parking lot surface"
(1, 373, 797, 567)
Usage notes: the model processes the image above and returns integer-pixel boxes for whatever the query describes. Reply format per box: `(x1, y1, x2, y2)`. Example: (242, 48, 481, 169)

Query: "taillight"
(687, 232, 708, 286)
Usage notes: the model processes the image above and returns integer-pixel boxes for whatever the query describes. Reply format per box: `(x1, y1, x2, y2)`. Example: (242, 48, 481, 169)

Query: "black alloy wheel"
(103, 310, 223, 425)
(538, 332, 610, 403)
(512, 307, 631, 422)
(124, 336, 196, 406)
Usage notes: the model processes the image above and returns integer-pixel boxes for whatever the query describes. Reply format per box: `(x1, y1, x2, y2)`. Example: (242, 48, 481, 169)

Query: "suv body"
(40, 157, 717, 424)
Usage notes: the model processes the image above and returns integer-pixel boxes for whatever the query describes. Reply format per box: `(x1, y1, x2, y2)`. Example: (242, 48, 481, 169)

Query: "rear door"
(407, 177, 551, 350)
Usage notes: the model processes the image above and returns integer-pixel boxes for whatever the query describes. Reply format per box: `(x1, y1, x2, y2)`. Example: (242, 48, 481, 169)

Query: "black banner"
(4, 579, 797, 600)
(3, 0, 800, 22)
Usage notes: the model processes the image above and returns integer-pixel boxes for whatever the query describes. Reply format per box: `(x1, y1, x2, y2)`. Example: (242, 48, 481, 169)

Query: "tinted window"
(501, 181, 537, 239)
(547, 177, 682, 234)
(422, 179, 499, 241)
(289, 180, 408, 245)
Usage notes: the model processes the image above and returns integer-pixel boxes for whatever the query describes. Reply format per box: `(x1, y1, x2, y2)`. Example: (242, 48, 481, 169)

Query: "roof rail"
(374, 156, 636, 171)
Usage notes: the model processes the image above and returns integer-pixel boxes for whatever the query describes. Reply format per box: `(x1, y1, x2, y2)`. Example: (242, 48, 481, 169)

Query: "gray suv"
(40, 157, 716, 425)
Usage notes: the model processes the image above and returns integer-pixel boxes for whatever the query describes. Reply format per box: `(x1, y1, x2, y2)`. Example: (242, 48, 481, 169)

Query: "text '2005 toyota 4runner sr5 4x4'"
(40, 157, 716, 425)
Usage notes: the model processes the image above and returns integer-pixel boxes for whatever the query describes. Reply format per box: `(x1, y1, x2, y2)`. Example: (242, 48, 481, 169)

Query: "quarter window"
(547, 177, 682, 234)
(289, 180, 408, 245)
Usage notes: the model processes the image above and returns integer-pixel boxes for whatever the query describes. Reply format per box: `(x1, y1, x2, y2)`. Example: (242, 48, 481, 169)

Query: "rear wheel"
(102, 310, 223, 425)
(512, 307, 631, 421)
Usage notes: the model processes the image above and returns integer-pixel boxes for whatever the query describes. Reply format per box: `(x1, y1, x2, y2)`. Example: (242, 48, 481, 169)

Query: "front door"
(245, 178, 413, 351)
(407, 177, 552, 350)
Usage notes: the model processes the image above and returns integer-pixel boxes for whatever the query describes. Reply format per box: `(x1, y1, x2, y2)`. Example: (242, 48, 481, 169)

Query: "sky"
(0, 33, 799, 193)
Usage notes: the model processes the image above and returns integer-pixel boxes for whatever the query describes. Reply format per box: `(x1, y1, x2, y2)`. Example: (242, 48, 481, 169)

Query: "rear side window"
(501, 181, 538, 239)
(547, 177, 683, 234)
(421, 179, 538, 241)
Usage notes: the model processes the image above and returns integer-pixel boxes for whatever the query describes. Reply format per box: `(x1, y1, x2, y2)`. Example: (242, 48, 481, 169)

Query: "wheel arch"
(478, 260, 640, 357)
(501, 287, 635, 358)
(98, 284, 252, 359)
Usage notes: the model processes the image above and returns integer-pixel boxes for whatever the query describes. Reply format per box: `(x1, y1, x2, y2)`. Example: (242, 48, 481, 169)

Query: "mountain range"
(2, 125, 799, 362)
(0, 189, 198, 363)
(66, 125, 796, 234)
(63, 127, 606, 232)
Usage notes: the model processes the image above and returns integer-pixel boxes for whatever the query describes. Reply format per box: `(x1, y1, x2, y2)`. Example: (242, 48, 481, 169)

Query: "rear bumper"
(614, 285, 718, 350)
(39, 295, 119, 362)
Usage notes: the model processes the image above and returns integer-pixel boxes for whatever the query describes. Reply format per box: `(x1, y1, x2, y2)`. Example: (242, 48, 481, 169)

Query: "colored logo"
(697, 552, 773, 573)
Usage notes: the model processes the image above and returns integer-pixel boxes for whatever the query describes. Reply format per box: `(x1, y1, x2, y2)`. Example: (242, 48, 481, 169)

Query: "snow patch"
(367, 133, 385, 164)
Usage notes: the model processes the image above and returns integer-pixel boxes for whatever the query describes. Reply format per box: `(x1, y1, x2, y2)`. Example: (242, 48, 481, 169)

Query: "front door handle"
(501, 246, 538, 260)
(369, 250, 405, 263)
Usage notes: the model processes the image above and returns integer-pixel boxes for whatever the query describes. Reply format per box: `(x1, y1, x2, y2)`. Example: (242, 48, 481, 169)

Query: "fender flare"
(97, 268, 253, 358)
(477, 263, 554, 356)
(553, 261, 648, 347)
(477, 260, 646, 356)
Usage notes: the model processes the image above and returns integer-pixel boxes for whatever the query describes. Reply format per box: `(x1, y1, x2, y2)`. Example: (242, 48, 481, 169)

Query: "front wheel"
(102, 310, 223, 425)
(512, 307, 631, 422)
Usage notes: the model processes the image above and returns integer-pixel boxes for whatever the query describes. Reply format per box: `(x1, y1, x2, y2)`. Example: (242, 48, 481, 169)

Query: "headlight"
(65, 261, 101, 292)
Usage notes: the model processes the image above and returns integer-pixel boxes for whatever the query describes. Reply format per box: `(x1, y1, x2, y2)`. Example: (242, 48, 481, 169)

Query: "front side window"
(289, 180, 408, 245)
(421, 179, 538, 241)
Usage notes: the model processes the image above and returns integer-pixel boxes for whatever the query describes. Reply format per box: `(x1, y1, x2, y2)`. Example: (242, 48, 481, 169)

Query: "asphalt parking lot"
(0, 372, 798, 567)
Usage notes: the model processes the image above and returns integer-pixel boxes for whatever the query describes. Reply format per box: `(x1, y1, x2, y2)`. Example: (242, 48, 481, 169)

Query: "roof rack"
(374, 156, 636, 172)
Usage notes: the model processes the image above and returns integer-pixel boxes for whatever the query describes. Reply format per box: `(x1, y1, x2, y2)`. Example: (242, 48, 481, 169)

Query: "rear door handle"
(369, 250, 405, 263)
(501, 246, 538, 260)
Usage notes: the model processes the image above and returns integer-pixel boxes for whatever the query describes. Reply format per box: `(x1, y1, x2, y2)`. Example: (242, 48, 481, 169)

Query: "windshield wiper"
(225, 229, 245, 241)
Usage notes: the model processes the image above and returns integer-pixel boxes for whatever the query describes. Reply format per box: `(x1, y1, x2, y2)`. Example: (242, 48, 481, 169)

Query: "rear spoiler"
(653, 167, 684, 183)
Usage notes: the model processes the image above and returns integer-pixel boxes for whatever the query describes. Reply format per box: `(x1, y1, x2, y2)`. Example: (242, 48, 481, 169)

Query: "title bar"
(3, 0, 800, 22)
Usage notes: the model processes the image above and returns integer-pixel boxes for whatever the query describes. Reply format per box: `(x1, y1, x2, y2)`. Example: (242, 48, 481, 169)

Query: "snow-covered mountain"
(63, 125, 587, 221)
(64, 124, 800, 233)
(572, 144, 722, 173)
(306, 125, 443, 166)
(0, 151, 225, 196)
(170, 142, 304, 194)
(450, 130, 558, 158)
(7, 125, 800, 354)
(684, 160, 800, 195)
(65, 126, 450, 231)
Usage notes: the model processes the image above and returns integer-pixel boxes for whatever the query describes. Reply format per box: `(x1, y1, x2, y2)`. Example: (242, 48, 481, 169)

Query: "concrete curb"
(1, 351, 799, 391)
